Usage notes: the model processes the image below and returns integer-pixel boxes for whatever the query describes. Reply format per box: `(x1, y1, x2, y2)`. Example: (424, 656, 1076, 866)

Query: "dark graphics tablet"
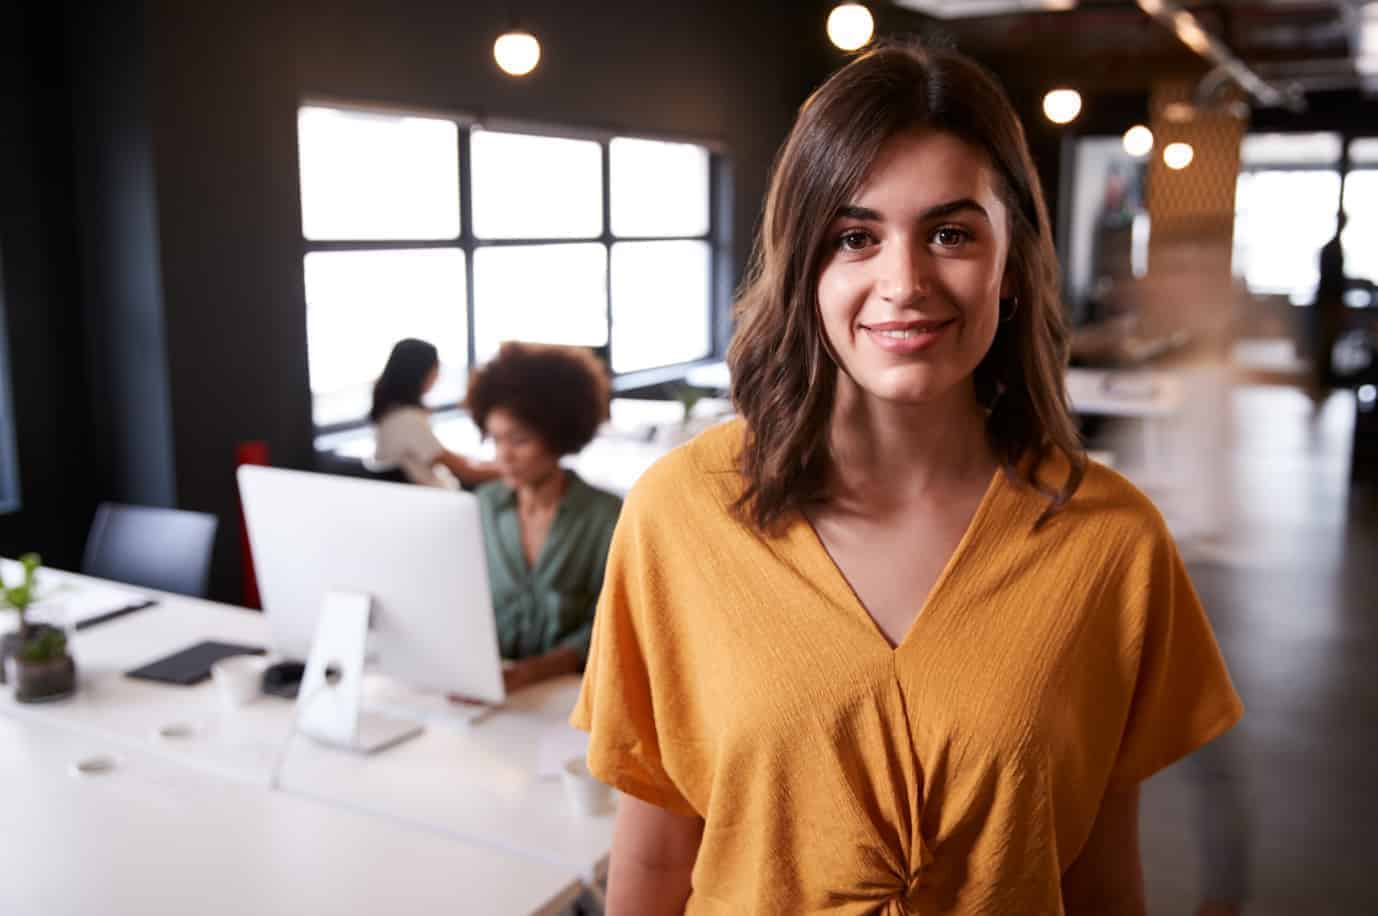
(125, 641, 265, 686)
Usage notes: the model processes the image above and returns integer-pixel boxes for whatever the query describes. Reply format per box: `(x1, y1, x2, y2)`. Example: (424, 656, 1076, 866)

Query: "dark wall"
(1251, 89, 1378, 137)
(140, 0, 824, 599)
(0, 1, 97, 568)
(67, 0, 176, 510)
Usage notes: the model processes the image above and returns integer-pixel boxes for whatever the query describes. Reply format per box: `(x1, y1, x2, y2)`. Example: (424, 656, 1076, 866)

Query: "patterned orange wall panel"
(1141, 79, 1249, 335)
(1146, 79, 1248, 244)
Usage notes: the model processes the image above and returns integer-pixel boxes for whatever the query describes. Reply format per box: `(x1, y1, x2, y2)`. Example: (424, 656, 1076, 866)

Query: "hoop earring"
(999, 296, 1020, 323)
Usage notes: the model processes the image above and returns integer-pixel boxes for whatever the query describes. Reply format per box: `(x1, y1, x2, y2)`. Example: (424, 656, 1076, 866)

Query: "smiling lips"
(859, 318, 955, 354)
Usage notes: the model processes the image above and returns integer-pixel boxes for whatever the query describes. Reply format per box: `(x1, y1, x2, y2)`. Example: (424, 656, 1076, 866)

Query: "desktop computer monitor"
(237, 466, 505, 707)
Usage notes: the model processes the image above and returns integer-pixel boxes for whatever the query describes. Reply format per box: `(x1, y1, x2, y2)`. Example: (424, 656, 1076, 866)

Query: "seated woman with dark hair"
(371, 338, 497, 488)
(465, 342, 622, 694)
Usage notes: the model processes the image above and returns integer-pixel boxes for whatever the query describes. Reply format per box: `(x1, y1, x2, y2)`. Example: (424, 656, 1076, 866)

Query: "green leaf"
(19, 552, 40, 589)
(3, 585, 30, 610)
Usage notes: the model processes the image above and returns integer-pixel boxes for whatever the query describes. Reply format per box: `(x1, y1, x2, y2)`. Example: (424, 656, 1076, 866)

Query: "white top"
(373, 406, 455, 487)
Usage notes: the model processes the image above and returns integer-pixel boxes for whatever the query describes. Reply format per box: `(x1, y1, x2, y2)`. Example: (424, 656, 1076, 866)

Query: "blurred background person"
(370, 338, 498, 488)
(464, 342, 622, 694)
(1311, 212, 1348, 401)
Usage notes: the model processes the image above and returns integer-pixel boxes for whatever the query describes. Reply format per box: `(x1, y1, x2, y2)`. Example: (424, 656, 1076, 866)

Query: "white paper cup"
(561, 756, 613, 816)
(211, 656, 266, 709)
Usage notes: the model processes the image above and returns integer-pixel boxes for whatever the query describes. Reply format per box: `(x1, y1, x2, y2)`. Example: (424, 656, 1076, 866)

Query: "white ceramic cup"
(211, 655, 266, 709)
(561, 755, 613, 816)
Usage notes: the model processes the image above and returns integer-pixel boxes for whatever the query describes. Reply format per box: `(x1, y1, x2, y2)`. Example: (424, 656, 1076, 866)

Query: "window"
(1232, 133, 1342, 303)
(1344, 138, 1378, 288)
(298, 105, 720, 429)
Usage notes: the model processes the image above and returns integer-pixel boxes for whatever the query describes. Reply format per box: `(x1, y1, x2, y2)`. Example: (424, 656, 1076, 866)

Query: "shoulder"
(568, 475, 624, 523)
(1022, 447, 1175, 567)
(380, 405, 427, 424)
(378, 406, 431, 435)
(475, 479, 514, 511)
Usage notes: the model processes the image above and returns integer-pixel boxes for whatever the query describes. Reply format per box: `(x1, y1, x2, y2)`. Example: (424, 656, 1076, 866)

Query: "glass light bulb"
(494, 31, 540, 77)
(827, 4, 874, 52)
(1163, 141, 1194, 170)
(1042, 89, 1082, 125)
(1123, 125, 1154, 158)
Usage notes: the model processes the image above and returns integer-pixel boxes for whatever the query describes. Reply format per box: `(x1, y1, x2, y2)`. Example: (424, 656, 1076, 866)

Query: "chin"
(863, 367, 959, 404)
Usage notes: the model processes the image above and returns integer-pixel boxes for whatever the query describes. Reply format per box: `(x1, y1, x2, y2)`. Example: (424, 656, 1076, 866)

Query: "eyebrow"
(836, 198, 991, 223)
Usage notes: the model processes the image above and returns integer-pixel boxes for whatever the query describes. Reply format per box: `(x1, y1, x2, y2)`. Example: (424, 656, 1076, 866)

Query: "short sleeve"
(570, 485, 698, 817)
(393, 409, 444, 461)
(1108, 533, 1244, 791)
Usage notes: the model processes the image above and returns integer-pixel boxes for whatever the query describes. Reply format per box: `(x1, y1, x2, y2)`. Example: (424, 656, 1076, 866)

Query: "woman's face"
(816, 127, 1012, 408)
(421, 364, 440, 395)
(486, 407, 561, 490)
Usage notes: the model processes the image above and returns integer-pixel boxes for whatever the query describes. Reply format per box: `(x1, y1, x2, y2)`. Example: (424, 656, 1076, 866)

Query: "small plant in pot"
(1, 553, 77, 702)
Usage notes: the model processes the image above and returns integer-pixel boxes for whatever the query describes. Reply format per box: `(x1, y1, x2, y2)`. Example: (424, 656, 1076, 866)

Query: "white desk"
(0, 568, 616, 886)
(276, 677, 613, 881)
(0, 713, 581, 916)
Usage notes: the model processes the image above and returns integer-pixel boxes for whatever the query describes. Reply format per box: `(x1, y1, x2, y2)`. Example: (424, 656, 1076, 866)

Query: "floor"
(1130, 385, 1377, 915)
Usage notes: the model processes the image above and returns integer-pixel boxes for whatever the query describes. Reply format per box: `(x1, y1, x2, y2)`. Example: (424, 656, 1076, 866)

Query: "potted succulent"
(1, 553, 77, 702)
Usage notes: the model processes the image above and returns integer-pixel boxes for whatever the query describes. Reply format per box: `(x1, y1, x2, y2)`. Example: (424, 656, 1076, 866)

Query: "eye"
(932, 226, 970, 248)
(836, 229, 875, 252)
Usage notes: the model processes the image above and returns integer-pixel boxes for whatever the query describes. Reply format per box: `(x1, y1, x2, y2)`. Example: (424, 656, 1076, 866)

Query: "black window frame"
(299, 101, 729, 435)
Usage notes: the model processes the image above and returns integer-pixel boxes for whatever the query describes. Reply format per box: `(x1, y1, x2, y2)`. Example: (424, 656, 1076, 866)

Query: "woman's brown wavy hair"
(727, 41, 1084, 532)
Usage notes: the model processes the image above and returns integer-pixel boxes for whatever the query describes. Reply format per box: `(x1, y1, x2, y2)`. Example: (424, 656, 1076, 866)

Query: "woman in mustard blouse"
(464, 342, 622, 694)
(573, 42, 1242, 915)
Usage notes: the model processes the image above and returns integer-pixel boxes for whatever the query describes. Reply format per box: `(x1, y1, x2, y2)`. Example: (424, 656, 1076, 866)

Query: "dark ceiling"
(879, 1, 1362, 95)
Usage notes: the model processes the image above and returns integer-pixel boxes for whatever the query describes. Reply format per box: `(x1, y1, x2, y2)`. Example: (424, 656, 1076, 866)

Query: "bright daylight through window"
(298, 105, 717, 428)
(1233, 133, 1378, 303)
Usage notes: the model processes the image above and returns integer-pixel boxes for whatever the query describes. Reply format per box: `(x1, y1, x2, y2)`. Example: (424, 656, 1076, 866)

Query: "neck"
(515, 467, 569, 513)
(824, 376, 994, 514)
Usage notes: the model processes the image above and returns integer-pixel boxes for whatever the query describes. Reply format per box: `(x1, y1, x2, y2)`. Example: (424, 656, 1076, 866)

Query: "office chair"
(82, 503, 219, 598)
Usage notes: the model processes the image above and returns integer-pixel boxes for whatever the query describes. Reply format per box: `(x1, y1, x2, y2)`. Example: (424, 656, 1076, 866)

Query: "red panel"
(234, 441, 270, 609)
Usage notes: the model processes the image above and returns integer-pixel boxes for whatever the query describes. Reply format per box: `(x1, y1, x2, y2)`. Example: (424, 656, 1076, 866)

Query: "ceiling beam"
(1134, 0, 1305, 109)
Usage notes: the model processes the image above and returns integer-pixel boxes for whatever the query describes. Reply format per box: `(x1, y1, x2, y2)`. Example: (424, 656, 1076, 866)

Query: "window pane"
(610, 138, 710, 238)
(305, 250, 467, 426)
(472, 244, 607, 362)
(471, 131, 602, 239)
(1233, 170, 1341, 301)
(611, 241, 711, 373)
(1343, 170, 1378, 286)
(1240, 132, 1341, 168)
(298, 106, 459, 241)
(1348, 138, 1378, 165)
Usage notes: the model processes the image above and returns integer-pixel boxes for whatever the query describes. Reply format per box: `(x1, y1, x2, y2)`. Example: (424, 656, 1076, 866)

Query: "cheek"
(817, 265, 863, 335)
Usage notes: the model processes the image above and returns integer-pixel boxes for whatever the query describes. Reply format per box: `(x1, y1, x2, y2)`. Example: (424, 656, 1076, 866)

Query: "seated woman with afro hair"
(465, 342, 623, 694)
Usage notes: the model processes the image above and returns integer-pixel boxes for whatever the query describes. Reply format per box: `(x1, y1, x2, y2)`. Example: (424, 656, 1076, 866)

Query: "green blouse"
(477, 471, 622, 667)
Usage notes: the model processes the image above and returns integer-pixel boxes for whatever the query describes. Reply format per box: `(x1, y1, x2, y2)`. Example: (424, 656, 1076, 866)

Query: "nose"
(879, 237, 930, 307)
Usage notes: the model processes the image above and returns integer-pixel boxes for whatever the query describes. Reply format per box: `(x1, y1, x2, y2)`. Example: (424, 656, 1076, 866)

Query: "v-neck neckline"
(792, 465, 1007, 654)
(503, 471, 580, 579)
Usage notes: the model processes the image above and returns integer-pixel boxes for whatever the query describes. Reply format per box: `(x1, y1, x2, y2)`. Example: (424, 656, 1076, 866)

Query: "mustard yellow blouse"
(572, 419, 1242, 914)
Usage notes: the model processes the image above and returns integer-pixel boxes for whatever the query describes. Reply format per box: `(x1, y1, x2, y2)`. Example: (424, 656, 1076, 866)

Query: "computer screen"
(237, 466, 504, 705)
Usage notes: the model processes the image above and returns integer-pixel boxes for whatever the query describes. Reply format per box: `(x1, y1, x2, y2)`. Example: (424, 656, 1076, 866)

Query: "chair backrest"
(82, 503, 219, 598)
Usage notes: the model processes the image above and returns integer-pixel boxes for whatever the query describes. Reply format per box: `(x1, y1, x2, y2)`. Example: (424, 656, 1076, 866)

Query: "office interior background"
(2, 0, 1377, 914)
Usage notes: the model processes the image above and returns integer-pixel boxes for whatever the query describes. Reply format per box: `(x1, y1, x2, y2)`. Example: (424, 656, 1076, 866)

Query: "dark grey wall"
(67, 0, 176, 510)
(0, 0, 97, 568)
(140, 0, 824, 599)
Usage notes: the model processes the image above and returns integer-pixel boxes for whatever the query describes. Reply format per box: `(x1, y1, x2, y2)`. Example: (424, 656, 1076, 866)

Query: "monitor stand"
(295, 590, 423, 754)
